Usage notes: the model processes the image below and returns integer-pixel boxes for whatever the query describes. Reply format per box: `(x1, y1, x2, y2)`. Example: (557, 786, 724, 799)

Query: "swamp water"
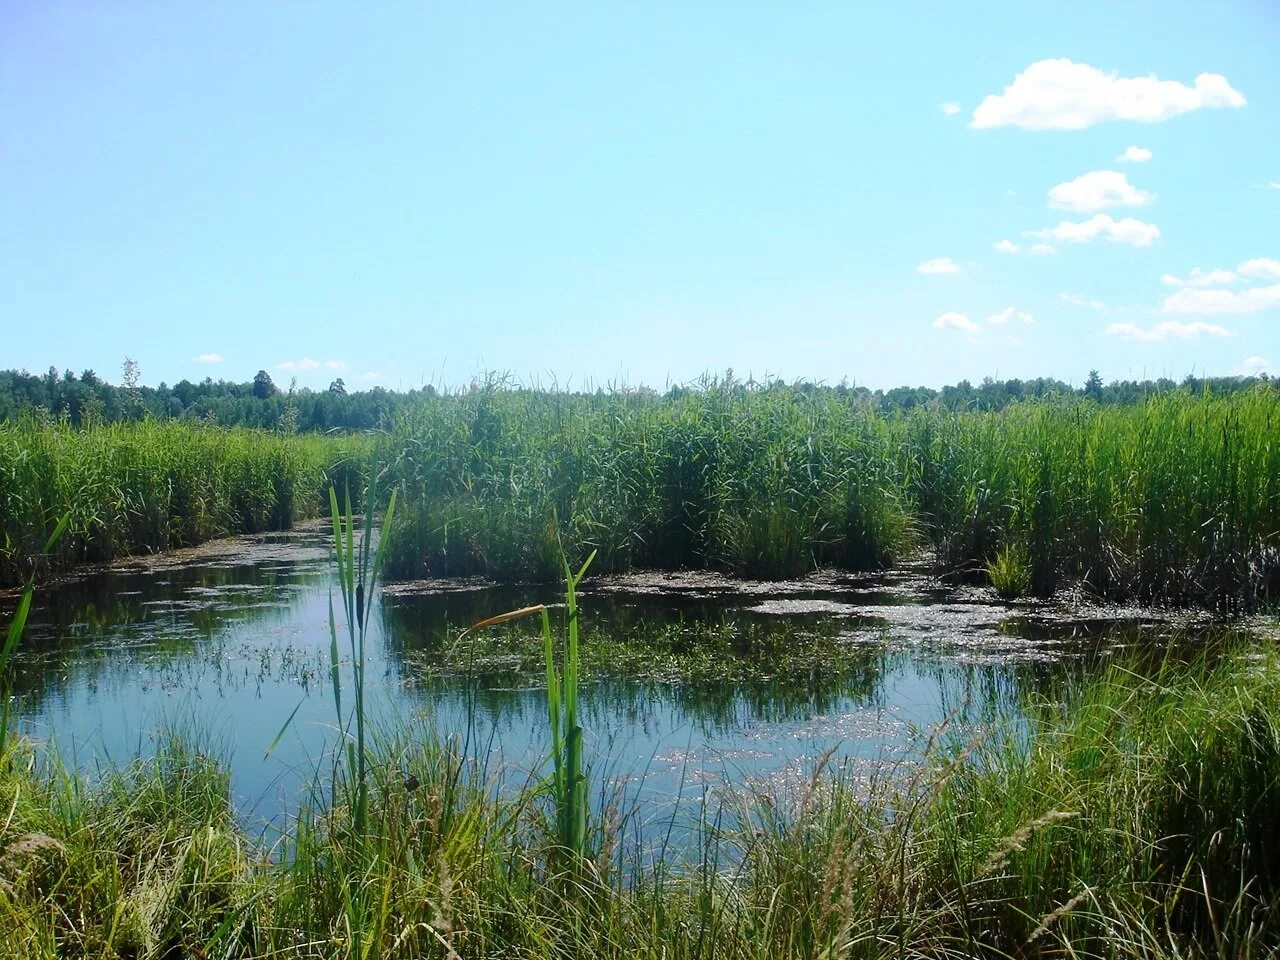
(2, 522, 1256, 843)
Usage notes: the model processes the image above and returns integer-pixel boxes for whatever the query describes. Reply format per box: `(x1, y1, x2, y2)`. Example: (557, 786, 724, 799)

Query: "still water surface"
(4, 523, 1231, 833)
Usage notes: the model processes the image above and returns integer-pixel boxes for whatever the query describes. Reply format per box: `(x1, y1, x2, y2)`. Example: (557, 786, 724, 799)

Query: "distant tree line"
(0, 362, 1271, 432)
(0, 364, 421, 432)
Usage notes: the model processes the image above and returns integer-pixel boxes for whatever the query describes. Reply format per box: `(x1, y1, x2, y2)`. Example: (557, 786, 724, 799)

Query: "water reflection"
(1, 525, 1241, 835)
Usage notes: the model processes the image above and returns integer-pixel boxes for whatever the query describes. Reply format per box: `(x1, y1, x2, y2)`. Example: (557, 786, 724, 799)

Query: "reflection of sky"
(6, 527, 1204, 836)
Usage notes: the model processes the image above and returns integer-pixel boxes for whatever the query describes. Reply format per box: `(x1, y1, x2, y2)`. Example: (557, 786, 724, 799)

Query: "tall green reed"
(458, 547, 598, 866)
(0, 418, 367, 585)
(326, 474, 397, 960)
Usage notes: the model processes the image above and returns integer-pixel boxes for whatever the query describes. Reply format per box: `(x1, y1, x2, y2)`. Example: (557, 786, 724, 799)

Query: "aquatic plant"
(456, 547, 598, 868)
(987, 542, 1032, 599)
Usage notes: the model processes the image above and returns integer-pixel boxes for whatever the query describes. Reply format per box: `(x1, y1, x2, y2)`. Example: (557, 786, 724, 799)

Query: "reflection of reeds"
(0, 513, 64, 754)
(5, 564, 1280, 958)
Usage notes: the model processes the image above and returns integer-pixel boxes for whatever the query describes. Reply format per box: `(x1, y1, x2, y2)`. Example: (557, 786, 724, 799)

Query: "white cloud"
(276, 357, 350, 373)
(1161, 284, 1280, 316)
(1059, 293, 1106, 310)
(933, 312, 981, 333)
(917, 256, 961, 275)
(1117, 146, 1153, 163)
(1270, 183, 1280, 190)
(1239, 258, 1280, 280)
(1034, 214, 1160, 247)
(987, 307, 1035, 326)
(940, 102, 961, 116)
(971, 59, 1246, 130)
(195, 353, 223, 363)
(992, 239, 1054, 256)
(1048, 170, 1154, 212)
(1106, 320, 1234, 341)
(358, 371, 381, 382)
(1160, 268, 1239, 287)
(1237, 356, 1272, 376)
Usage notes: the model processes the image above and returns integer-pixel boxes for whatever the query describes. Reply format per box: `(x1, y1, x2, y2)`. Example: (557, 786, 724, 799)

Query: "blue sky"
(2, 1, 1277, 391)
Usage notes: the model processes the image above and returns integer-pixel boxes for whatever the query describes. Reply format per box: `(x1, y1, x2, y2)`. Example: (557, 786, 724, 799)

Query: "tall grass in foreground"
(2, 642, 1279, 957)
(378, 381, 1280, 609)
(0, 419, 369, 585)
(289, 478, 397, 960)
(457, 547, 599, 867)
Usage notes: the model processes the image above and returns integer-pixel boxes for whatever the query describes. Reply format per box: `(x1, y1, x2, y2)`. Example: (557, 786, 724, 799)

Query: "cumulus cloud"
(1059, 293, 1107, 310)
(933, 312, 981, 333)
(278, 357, 348, 372)
(195, 353, 223, 363)
(1106, 320, 1234, 341)
(1048, 170, 1154, 212)
(917, 256, 962, 275)
(1154, 259, 1280, 315)
(1237, 356, 1272, 376)
(278, 358, 319, 371)
(1239, 258, 1280, 280)
(993, 240, 1054, 256)
(940, 102, 961, 116)
(1033, 214, 1160, 247)
(971, 59, 1246, 130)
(1117, 146, 1153, 163)
(1161, 268, 1239, 287)
(987, 307, 1035, 325)
(1161, 284, 1280, 315)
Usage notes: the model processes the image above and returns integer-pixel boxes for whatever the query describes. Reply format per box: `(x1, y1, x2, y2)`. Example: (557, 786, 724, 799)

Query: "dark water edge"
(3, 523, 1269, 842)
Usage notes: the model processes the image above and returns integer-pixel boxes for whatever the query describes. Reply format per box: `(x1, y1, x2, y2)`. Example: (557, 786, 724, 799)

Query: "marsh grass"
(5, 383, 1278, 610)
(987, 542, 1032, 599)
(0, 419, 366, 585)
(380, 381, 914, 584)
(380, 382, 1280, 610)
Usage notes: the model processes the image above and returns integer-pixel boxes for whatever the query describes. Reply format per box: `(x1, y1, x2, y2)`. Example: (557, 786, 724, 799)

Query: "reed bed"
(380, 381, 913, 583)
(5, 381, 1277, 609)
(0, 419, 366, 585)
(907, 389, 1280, 609)
(378, 381, 1280, 609)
